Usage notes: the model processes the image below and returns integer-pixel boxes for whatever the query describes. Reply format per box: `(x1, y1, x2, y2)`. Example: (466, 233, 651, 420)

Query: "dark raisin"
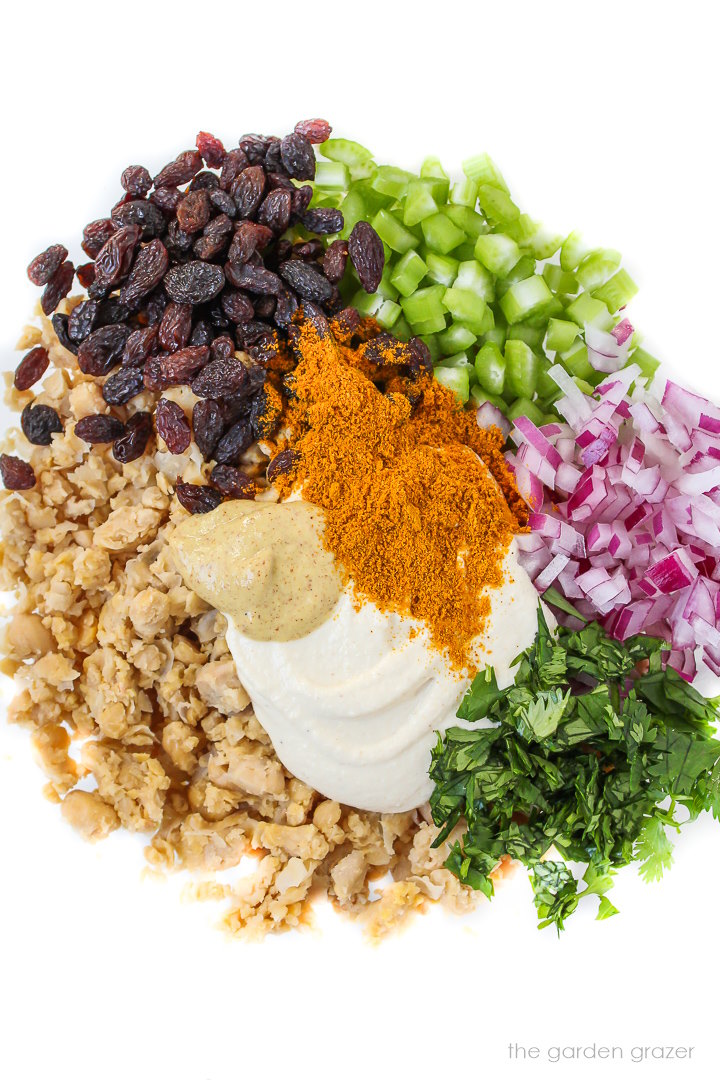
(253, 295, 275, 319)
(208, 304, 230, 330)
(154, 150, 203, 188)
(75, 413, 125, 444)
(68, 299, 100, 342)
(76, 262, 96, 289)
(0, 454, 35, 490)
(348, 220, 384, 293)
(14, 346, 49, 391)
(177, 190, 211, 234)
(228, 221, 273, 267)
(266, 172, 294, 191)
(144, 287, 169, 325)
(27, 244, 68, 286)
(407, 337, 433, 377)
(81, 219, 116, 259)
(329, 306, 361, 343)
(102, 366, 145, 405)
(211, 335, 235, 362)
(196, 131, 226, 169)
(156, 399, 191, 453)
(219, 147, 251, 190)
(225, 261, 283, 295)
(113, 411, 153, 464)
(238, 135, 270, 165)
(143, 356, 166, 391)
(208, 188, 236, 218)
(266, 448, 298, 483)
(322, 239, 349, 283)
(221, 289, 254, 323)
(192, 399, 226, 460)
(279, 133, 315, 180)
(274, 288, 298, 328)
(121, 165, 153, 197)
(247, 333, 279, 363)
(41, 261, 75, 315)
(292, 239, 324, 262)
(302, 208, 344, 236)
(189, 171, 219, 192)
(21, 403, 63, 445)
(189, 320, 214, 347)
(176, 482, 222, 514)
(231, 166, 266, 219)
(119, 239, 170, 307)
(91, 225, 141, 295)
(150, 187, 183, 214)
(294, 118, 332, 144)
(214, 418, 254, 465)
(191, 356, 249, 398)
(158, 345, 210, 385)
(77, 324, 132, 376)
(209, 464, 256, 498)
(95, 298, 131, 328)
(279, 260, 334, 305)
(272, 239, 294, 264)
(264, 138, 284, 174)
(122, 325, 158, 367)
(51, 313, 78, 354)
(111, 199, 166, 240)
(164, 261, 225, 304)
(291, 185, 313, 217)
(235, 320, 271, 346)
(257, 189, 292, 234)
(193, 214, 233, 261)
(165, 218, 194, 256)
(249, 385, 280, 439)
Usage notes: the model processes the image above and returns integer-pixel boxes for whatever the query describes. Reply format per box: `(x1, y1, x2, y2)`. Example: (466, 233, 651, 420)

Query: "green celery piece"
(401, 285, 447, 332)
(475, 342, 506, 395)
(546, 317, 580, 353)
(482, 326, 507, 348)
(350, 160, 377, 182)
(507, 396, 545, 424)
(536, 358, 561, 400)
(499, 275, 553, 324)
(392, 314, 413, 341)
(470, 386, 506, 410)
(507, 323, 545, 350)
(371, 209, 416, 254)
(350, 289, 384, 318)
(421, 175, 450, 204)
(560, 230, 587, 272)
(461, 152, 509, 193)
(574, 375, 595, 395)
(495, 255, 536, 298)
(371, 165, 414, 199)
(419, 334, 442, 362)
(440, 350, 472, 369)
(474, 233, 521, 277)
(565, 291, 614, 330)
(523, 296, 564, 327)
(526, 225, 564, 260)
(438, 323, 477, 355)
(454, 260, 494, 301)
(421, 212, 466, 254)
(390, 250, 428, 297)
(592, 269, 638, 312)
(505, 339, 539, 398)
(424, 252, 459, 288)
(420, 158, 450, 202)
(375, 299, 402, 330)
(450, 177, 479, 207)
(576, 248, 622, 290)
(504, 213, 538, 245)
(442, 287, 488, 334)
(632, 346, 660, 382)
(376, 264, 399, 301)
(542, 264, 579, 295)
(561, 340, 594, 381)
(477, 184, 520, 224)
(403, 180, 438, 227)
(339, 189, 367, 239)
(314, 161, 350, 191)
(310, 191, 343, 210)
(318, 138, 373, 166)
(434, 364, 470, 402)
(410, 314, 447, 335)
(443, 204, 488, 239)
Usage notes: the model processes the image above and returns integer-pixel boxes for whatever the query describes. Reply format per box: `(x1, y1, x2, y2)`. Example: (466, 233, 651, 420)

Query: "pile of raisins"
(9, 119, 394, 508)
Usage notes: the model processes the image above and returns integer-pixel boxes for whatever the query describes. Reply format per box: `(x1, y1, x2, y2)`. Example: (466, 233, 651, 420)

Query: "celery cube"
(424, 252, 459, 288)
(461, 153, 509, 193)
(371, 209, 416, 253)
(565, 292, 614, 329)
(421, 213, 466, 255)
(442, 287, 488, 333)
(454, 260, 494, 301)
(319, 139, 373, 166)
(475, 342, 506, 396)
(390, 250, 428, 297)
(499, 276, 553, 324)
(474, 233, 521, 277)
(545, 317, 580, 353)
(403, 180, 438, 227)
(434, 364, 470, 403)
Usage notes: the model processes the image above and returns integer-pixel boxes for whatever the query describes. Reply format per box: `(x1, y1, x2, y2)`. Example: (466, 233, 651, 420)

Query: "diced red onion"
(476, 401, 512, 440)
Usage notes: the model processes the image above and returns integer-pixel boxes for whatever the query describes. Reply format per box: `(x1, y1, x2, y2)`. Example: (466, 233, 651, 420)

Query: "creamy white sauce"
(224, 540, 543, 813)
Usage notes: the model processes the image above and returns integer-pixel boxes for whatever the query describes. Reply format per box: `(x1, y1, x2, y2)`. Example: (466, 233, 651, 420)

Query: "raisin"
(274, 288, 298, 328)
(231, 166, 266, 219)
(91, 225, 141, 295)
(0, 453, 36, 490)
(176, 482, 222, 514)
(189, 321, 214, 347)
(293, 238, 324, 261)
(189, 171, 219, 192)
(81, 219, 116, 259)
(348, 220, 384, 292)
(228, 221, 273, 267)
(21, 403, 63, 445)
(219, 147, 251, 190)
(211, 335, 235, 362)
(192, 399, 226, 460)
(145, 287, 170, 325)
(257, 188, 292, 234)
(150, 187, 182, 214)
(279, 133, 315, 181)
(253, 295, 275, 319)
(119, 239, 170, 307)
(77, 324, 132, 376)
(177, 190, 211, 233)
(266, 448, 298, 483)
(111, 199, 166, 240)
(143, 356, 167, 391)
(236, 319, 271, 347)
(238, 135, 270, 164)
(193, 214, 233, 260)
(156, 398, 191, 453)
(191, 356, 249, 398)
(68, 299, 100, 342)
(158, 345, 210, 385)
(209, 464, 256, 499)
(266, 172, 294, 191)
(121, 165, 153, 196)
(294, 118, 332, 144)
(279, 260, 334, 305)
(95, 298, 131, 327)
(221, 289, 254, 323)
(225, 261, 283, 295)
(322, 238, 349, 283)
(329, 306, 361, 343)
(407, 337, 433, 377)
(113, 411, 153, 464)
(75, 414, 125, 444)
(40, 261, 75, 315)
(154, 149, 203, 188)
(264, 139, 284, 174)
(76, 262, 96, 289)
(27, 244, 68, 286)
(14, 346, 49, 391)
(164, 260, 225, 304)
(122, 325, 159, 367)
(291, 185, 313, 217)
(301, 208, 344, 235)
(165, 218, 194, 255)
(208, 188, 236, 218)
(102, 366, 145, 405)
(51, 314, 78, 354)
(196, 131, 226, 169)
(214, 418, 254, 465)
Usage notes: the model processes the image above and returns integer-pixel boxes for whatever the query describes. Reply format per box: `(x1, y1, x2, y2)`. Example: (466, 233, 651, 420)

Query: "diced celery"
(441, 351, 472, 369)
(424, 252, 459, 288)
(442, 287, 488, 333)
(632, 346, 661, 382)
(523, 296, 564, 327)
(319, 138, 373, 166)
(314, 161, 350, 191)
(390, 250, 428, 297)
(352, 180, 393, 214)
(309, 191, 343, 210)
(504, 213, 538, 245)
(350, 161, 377, 182)
(495, 255, 536, 298)
(474, 233, 521, 277)
(574, 376, 595, 395)
(564, 292, 614, 330)
(420, 156, 448, 179)
(454, 260, 494, 301)
(482, 326, 507, 348)
(419, 335, 442, 362)
(525, 226, 563, 260)
(371, 209, 416, 253)
(470, 386, 506, 410)
(507, 396, 545, 425)
(542, 264, 579, 295)
(402, 180, 438, 227)
(371, 165, 414, 199)
(560, 339, 594, 380)
(411, 314, 447, 335)
(592, 269, 638, 312)
(505, 340, 539, 399)
(536, 359, 561, 401)
(450, 178, 478, 207)
(438, 323, 477, 355)
(477, 184, 520, 224)
(546, 317, 580, 353)
(377, 264, 399, 301)
(475, 342, 506, 396)
(434, 364, 470, 403)
(461, 152, 509, 194)
(443, 204, 488, 239)
(375, 299, 402, 329)
(453, 241, 478, 262)
(392, 315, 413, 341)
(420, 158, 450, 202)
(401, 285, 447, 327)
(507, 323, 544, 349)
(560, 230, 587, 272)
(576, 248, 622, 290)
(351, 290, 384, 317)
(499, 276, 553, 324)
(421, 212, 466, 254)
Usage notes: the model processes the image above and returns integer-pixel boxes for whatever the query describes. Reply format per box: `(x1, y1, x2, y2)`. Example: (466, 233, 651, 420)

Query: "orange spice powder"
(273, 316, 527, 671)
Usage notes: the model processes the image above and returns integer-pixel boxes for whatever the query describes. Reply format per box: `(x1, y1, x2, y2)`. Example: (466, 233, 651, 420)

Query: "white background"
(1, 2, 718, 1078)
